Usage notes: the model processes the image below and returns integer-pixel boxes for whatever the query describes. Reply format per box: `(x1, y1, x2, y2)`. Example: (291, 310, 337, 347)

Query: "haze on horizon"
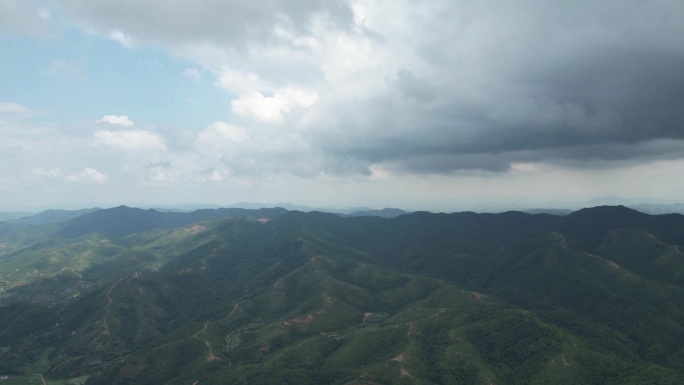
(1, 1, 683, 212)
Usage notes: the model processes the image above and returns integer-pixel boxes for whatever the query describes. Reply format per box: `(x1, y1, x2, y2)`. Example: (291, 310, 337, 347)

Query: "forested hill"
(0, 205, 683, 384)
(56, 205, 289, 237)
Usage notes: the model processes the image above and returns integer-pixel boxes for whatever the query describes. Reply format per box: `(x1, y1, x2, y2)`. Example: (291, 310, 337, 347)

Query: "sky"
(1, 0, 683, 211)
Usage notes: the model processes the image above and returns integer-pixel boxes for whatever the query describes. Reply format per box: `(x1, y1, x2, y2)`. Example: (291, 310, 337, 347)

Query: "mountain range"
(0, 205, 683, 384)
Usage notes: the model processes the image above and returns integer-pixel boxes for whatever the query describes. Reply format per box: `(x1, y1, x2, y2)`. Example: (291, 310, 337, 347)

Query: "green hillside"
(1, 206, 683, 384)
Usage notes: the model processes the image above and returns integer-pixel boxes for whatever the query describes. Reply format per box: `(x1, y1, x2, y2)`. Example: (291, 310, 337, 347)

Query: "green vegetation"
(0, 205, 683, 383)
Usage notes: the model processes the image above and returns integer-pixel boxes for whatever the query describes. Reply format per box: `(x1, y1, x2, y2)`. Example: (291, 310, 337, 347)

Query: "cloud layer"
(0, 0, 49, 36)
(98, 115, 134, 127)
(2, 0, 683, 208)
(47, 0, 684, 177)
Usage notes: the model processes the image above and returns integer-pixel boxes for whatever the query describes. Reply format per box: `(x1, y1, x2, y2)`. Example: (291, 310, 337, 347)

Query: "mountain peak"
(568, 205, 646, 219)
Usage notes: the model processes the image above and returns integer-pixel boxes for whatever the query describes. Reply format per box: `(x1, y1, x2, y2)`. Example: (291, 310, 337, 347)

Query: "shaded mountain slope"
(47, 233, 684, 384)
(1, 206, 684, 384)
(257, 208, 684, 375)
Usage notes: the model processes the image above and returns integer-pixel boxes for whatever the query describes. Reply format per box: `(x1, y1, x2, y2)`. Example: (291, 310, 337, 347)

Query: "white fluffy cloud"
(98, 115, 134, 127)
(108, 29, 135, 48)
(32, 167, 62, 178)
(183, 67, 200, 79)
(93, 129, 166, 151)
(197, 121, 249, 146)
(0, 102, 30, 113)
(231, 89, 318, 123)
(66, 167, 108, 184)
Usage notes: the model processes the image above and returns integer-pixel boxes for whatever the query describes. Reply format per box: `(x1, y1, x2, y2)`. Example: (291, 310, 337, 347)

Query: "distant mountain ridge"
(522, 208, 573, 216)
(57, 205, 289, 238)
(628, 202, 684, 215)
(0, 211, 35, 222)
(342, 207, 408, 218)
(7, 208, 102, 225)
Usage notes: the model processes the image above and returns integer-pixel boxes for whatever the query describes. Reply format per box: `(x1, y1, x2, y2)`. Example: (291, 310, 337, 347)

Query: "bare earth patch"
(285, 310, 325, 326)
(186, 225, 208, 235)
(561, 354, 570, 367)
(392, 353, 409, 362)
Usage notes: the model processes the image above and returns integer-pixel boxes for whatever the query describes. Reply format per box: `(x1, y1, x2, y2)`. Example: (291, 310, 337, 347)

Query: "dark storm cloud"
(50, 0, 684, 176)
(0, 0, 48, 36)
(54, 0, 354, 47)
(309, 0, 684, 174)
